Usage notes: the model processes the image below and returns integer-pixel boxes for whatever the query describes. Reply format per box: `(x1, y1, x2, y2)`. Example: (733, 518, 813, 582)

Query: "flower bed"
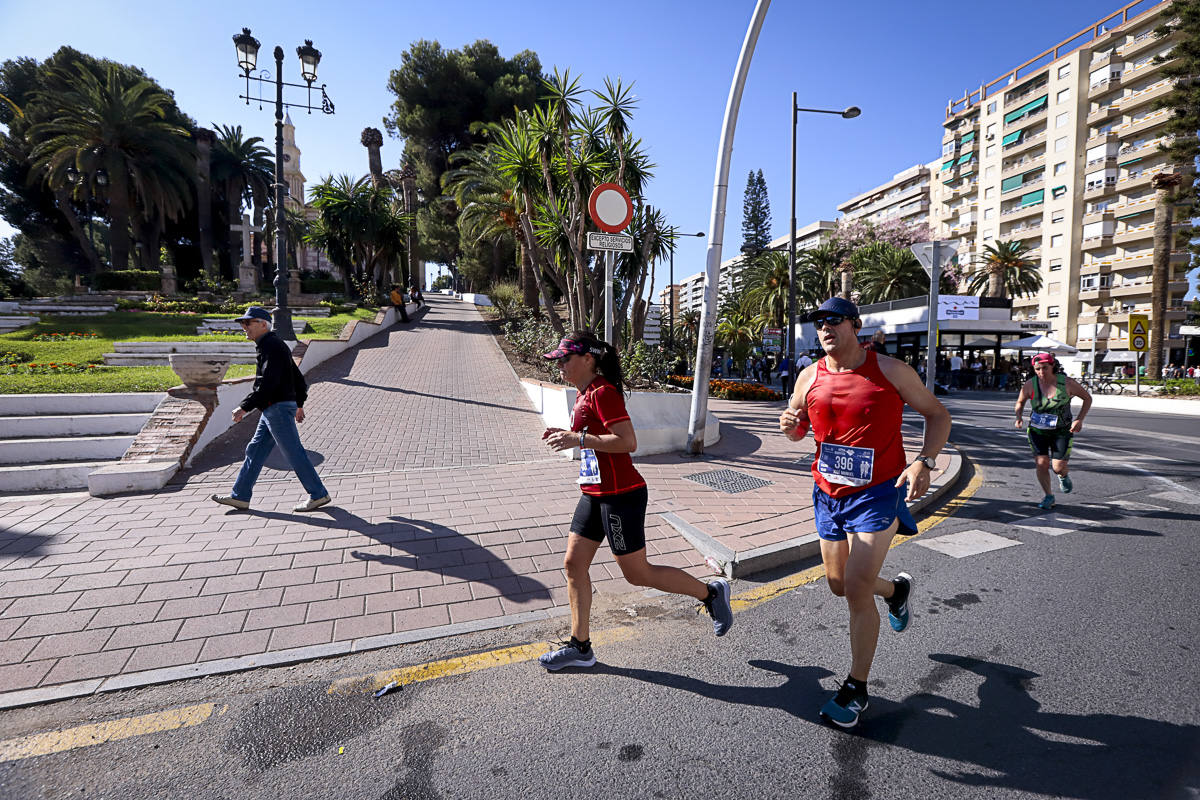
(667, 375, 783, 401)
(32, 332, 99, 341)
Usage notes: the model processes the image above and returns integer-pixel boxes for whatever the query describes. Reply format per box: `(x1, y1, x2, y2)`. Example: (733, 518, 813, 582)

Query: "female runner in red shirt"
(539, 331, 734, 670)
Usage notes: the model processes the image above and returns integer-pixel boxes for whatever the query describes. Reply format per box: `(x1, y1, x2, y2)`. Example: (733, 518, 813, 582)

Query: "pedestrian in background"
(538, 331, 734, 670)
(212, 307, 331, 513)
(389, 284, 410, 323)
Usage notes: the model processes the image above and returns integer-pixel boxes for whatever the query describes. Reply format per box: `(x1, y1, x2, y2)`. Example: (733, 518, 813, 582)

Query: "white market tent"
(1001, 334, 1079, 355)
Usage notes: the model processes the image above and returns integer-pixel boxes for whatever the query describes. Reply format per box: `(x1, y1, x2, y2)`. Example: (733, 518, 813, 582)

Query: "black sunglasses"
(813, 314, 852, 328)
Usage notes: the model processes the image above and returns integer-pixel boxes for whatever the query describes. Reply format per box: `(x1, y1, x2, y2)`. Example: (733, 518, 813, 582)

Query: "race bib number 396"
(817, 443, 875, 487)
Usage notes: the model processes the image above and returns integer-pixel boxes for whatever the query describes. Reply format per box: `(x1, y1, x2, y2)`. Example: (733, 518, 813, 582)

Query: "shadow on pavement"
(239, 508, 553, 603)
(601, 653, 1199, 799)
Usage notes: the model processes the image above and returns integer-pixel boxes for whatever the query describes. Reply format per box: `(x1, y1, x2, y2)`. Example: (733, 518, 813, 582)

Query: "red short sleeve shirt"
(572, 378, 646, 496)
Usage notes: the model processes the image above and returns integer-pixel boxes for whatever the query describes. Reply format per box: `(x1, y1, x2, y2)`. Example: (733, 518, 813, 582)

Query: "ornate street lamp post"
(232, 28, 335, 340)
(667, 228, 704, 349)
(788, 97, 859, 372)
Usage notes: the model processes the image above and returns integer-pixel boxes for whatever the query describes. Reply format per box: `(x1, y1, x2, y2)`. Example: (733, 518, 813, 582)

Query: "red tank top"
(804, 349, 907, 498)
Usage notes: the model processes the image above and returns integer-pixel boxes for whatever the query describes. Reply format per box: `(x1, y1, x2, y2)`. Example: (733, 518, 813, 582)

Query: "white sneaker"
(212, 494, 249, 510)
(293, 495, 331, 512)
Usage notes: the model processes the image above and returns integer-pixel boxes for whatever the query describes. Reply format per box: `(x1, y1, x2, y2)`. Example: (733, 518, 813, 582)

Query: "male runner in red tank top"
(779, 297, 951, 728)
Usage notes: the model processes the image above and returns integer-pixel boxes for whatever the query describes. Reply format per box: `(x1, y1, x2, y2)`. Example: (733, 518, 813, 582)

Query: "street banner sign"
(1020, 320, 1052, 330)
(1129, 313, 1150, 351)
(586, 232, 634, 252)
(643, 304, 662, 345)
(938, 294, 980, 321)
(587, 183, 634, 233)
(762, 327, 781, 353)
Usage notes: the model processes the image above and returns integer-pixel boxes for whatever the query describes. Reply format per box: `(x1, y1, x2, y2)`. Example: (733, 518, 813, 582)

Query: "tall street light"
(667, 228, 705, 349)
(788, 96, 859, 371)
(232, 28, 335, 341)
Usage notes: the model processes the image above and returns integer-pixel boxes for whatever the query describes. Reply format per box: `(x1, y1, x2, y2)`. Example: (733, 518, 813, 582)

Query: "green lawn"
(0, 307, 382, 393)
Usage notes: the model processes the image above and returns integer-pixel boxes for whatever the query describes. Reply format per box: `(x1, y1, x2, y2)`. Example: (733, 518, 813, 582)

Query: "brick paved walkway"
(0, 296, 960, 706)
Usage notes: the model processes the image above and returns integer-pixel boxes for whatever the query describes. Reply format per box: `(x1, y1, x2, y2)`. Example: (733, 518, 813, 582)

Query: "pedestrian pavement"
(0, 295, 961, 708)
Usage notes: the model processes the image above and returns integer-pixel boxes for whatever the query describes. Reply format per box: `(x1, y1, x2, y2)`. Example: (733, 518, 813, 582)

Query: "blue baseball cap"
(813, 297, 860, 320)
(234, 306, 273, 323)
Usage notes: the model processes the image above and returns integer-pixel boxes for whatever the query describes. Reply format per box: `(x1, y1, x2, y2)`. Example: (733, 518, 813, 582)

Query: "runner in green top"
(1014, 352, 1092, 509)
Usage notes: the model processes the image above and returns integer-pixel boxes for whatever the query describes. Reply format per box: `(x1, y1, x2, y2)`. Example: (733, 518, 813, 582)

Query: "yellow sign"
(1129, 314, 1149, 352)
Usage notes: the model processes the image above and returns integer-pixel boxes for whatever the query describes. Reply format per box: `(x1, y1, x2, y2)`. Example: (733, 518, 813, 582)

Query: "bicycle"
(1083, 376, 1125, 395)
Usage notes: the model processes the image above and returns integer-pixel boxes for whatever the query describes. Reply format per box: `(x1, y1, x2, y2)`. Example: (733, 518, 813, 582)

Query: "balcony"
(947, 180, 978, 200)
(1002, 152, 1045, 178)
(1083, 208, 1115, 225)
(1080, 260, 1111, 276)
(1000, 201, 1044, 222)
(1120, 79, 1174, 114)
(1110, 280, 1154, 298)
(1004, 130, 1047, 157)
(1107, 250, 1190, 271)
(1119, 25, 1180, 60)
(1115, 108, 1172, 138)
(1079, 287, 1111, 302)
(1089, 50, 1119, 68)
(1086, 130, 1119, 148)
(1088, 74, 1123, 100)
(943, 118, 979, 145)
(1004, 80, 1049, 109)
(1005, 104, 1048, 129)
(951, 220, 977, 237)
(1087, 102, 1122, 126)
(1083, 177, 1118, 199)
(1107, 193, 1154, 216)
(1085, 155, 1118, 170)
(1113, 222, 1154, 245)
(1003, 175, 1045, 196)
(1008, 222, 1044, 242)
(1082, 231, 1115, 249)
(1118, 168, 1169, 192)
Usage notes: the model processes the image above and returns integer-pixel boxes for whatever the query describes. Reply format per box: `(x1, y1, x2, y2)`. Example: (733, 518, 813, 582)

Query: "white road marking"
(1147, 490, 1200, 506)
(916, 529, 1022, 558)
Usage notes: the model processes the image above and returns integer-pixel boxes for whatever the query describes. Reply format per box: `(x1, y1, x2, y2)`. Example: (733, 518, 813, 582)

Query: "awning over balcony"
(1119, 156, 1143, 166)
(1020, 189, 1045, 207)
(1116, 209, 1150, 220)
(1001, 130, 1024, 146)
(961, 131, 976, 144)
(1004, 94, 1048, 124)
(1002, 174, 1025, 192)
(941, 160, 956, 171)
(956, 151, 975, 165)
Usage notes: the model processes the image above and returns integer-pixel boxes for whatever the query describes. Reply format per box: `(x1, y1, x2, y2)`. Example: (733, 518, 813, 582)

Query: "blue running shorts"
(812, 479, 918, 542)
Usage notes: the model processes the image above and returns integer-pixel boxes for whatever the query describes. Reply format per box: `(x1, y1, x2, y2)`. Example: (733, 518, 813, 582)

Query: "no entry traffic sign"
(588, 183, 633, 233)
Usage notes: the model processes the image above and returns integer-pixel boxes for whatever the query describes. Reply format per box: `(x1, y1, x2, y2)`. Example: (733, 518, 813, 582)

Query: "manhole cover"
(684, 469, 773, 494)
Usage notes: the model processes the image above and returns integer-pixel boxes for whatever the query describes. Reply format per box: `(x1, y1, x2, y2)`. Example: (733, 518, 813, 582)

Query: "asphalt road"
(1, 393, 1197, 800)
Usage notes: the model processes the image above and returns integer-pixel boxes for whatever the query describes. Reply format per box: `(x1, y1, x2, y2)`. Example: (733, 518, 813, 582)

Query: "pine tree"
(740, 169, 772, 258)
(1154, 0, 1199, 258)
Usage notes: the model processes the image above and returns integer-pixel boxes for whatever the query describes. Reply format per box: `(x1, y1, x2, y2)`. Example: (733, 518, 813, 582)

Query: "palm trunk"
(194, 129, 216, 278)
(54, 187, 103, 274)
(1148, 173, 1183, 377)
(988, 267, 1004, 298)
(106, 165, 132, 271)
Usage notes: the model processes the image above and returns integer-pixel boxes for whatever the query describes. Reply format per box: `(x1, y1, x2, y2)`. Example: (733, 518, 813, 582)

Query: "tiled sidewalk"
(0, 297, 960, 706)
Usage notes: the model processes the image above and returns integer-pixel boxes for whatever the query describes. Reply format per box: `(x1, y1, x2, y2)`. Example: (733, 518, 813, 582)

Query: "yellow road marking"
(0, 703, 217, 763)
(327, 627, 641, 695)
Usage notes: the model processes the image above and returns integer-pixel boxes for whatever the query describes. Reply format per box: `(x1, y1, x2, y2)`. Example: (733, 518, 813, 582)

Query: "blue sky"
(0, 0, 1148, 292)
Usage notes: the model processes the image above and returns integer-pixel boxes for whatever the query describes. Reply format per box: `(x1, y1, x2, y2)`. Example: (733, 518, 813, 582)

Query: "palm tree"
(28, 63, 193, 273)
(742, 251, 790, 329)
(307, 175, 410, 299)
(716, 308, 760, 378)
(1148, 171, 1184, 377)
(964, 240, 1042, 298)
(852, 243, 928, 304)
(793, 243, 845, 312)
(211, 124, 273, 278)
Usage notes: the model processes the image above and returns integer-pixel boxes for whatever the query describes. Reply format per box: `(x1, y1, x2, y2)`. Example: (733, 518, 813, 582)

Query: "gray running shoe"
(702, 579, 734, 636)
(211, 494, 249, 510)
(538, 641, 596, 671)
(1058, 473, 1073, 493)
(294, 495, 331, 512)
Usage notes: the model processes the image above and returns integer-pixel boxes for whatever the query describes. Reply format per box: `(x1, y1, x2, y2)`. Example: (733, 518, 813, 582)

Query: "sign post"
(910, 241, 958, 394)
(587, 183, 634, 344)
(1129, 313, 1149, 396)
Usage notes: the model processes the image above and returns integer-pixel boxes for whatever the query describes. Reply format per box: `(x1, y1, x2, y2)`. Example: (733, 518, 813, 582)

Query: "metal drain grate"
(684, 469, 773, 494)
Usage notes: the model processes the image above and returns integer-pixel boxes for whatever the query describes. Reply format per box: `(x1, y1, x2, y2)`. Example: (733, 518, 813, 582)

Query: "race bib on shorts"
(1030, 410, 1060, 430)
(817, 443, 875, 487)
(577, 448, 602, 485)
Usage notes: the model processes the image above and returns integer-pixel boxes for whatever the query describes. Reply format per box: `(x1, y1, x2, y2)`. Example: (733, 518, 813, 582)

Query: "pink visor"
(542, 337, 604, 360)
(1031, 353, 1055, 365)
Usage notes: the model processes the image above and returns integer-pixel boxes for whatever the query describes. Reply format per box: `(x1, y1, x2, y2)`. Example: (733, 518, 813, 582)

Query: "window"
(1051, 234, 1064, 248)
(988, 101, 997, 114)
(985, 166, 996, 179)
(1052, 210, 1065, 223)
(986, 123, 996, 138)
(1056, 112, 1070, 129)
(984, 208, 995, 220)
(1058, 64, 1071, 79)
(983, 232, 994, 242)
(1048, 282, 1062, 294)
(986, 144, 996, 157)
(984, 187, 995, 199)
(1057, 88, 1071, 103)
(1048, 305, 1060, 318)
(1054, 161, 1067, 175)
(1050, 258, 1063, 271)
(1055, 137, 1069, 152)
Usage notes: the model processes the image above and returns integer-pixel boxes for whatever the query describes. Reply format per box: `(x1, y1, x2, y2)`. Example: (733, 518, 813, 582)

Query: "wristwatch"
(912, 455, 937, 470)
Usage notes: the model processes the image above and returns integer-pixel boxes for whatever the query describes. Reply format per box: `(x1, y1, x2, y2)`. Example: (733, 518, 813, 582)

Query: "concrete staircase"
(15, 300, 115, 316)
(103, 341, 259, 366)
(196, 318, 308, 336)
(0, 393, 164, 493)
(0, 315, 38, 333)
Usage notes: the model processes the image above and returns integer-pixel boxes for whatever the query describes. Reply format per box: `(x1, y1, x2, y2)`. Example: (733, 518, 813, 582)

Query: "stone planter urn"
(168, 354, 231, 408)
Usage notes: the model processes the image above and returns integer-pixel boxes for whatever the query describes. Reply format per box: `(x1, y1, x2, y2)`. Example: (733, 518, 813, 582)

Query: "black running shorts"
(570, 486, 648, 556)
(1028, 427, 1073, 461)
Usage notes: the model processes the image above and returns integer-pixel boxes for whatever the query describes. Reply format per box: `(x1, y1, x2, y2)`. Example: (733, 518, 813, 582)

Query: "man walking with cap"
(779, 297, 951, 728)
(212, 306, 331, 512)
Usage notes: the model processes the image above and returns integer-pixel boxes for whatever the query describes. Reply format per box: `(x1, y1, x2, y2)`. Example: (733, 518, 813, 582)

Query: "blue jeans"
(231, 402, 327, 501)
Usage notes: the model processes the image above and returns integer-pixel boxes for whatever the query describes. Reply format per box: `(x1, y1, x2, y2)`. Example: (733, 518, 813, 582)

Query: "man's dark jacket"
(239, 331, 308, 412)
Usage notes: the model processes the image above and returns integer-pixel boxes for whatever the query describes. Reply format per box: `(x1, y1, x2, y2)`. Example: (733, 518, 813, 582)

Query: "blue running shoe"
(702, 579, 734, 636)
(538, 641, 596, 671)
(887, 572, 913, 633)
(1058, 473, 1073, 493)
(1038, 494, 1055, 510)
(820, 682, 869, 729)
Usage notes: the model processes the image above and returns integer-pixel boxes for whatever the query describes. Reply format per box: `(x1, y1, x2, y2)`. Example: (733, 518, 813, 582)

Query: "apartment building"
(933, 0, 1191, 364)
(709, 220, 837, 308)
(656, 283, 680, 321)
(837, 164, 933, 228)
